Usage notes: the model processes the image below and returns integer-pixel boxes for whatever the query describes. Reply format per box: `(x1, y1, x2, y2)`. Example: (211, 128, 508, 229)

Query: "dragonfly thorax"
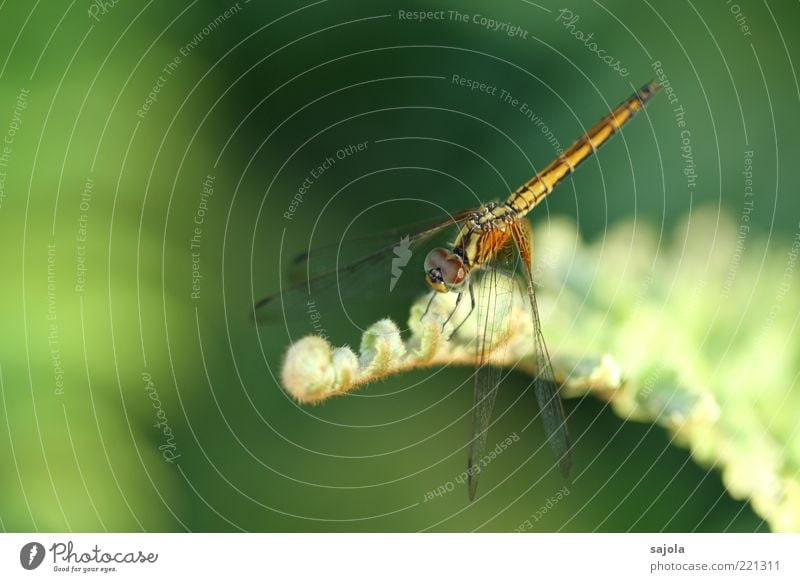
(449, 204, 517, 271)
(466, 202, 515, 230)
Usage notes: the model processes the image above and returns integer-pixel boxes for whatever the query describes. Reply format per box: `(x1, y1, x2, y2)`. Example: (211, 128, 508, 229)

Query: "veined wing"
(509, 218, 572, 476)
(282, 213, 477, 286)
(253, 209, 475, 324)
(467, 238, 519, 500)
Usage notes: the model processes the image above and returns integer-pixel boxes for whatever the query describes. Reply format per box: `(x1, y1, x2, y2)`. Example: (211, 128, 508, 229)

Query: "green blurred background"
(0, 0, 797, 531)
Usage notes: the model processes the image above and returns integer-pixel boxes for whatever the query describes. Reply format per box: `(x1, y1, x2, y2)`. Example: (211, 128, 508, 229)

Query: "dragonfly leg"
(447, 281, 476, 340)
(441, 291, 464, 331)
(420, 291, 437, 322)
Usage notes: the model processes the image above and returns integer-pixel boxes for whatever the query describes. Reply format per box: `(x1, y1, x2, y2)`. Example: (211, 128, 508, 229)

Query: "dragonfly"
(255, 82, 660, 500)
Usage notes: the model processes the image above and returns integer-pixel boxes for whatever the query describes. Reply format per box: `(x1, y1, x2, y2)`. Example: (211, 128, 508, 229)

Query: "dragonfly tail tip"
(639, 81, 662, 101)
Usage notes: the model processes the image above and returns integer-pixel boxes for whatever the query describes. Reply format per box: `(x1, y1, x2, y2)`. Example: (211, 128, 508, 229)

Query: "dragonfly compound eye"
(424, 248, 466, 292)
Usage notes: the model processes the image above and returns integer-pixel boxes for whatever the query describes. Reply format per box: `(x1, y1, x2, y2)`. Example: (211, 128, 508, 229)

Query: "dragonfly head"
(424, 247, 467, 293)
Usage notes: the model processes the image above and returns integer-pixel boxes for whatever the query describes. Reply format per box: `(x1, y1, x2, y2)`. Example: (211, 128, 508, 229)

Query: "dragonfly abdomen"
(506, 82, 660, 215)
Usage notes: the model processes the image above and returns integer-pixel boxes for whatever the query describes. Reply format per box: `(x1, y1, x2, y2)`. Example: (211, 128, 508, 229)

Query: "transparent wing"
(509, 219, 572, 477)
(467, 238, 518, 500)
(252, 209, 476, 325)
(283, 213, 477, 286)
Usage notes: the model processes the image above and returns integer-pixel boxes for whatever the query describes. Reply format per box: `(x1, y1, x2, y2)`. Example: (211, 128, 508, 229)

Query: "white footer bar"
(1, 533, 796, 581)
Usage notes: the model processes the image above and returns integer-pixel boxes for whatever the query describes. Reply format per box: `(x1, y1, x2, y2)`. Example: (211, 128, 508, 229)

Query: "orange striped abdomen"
(506, 82, 660, 215)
